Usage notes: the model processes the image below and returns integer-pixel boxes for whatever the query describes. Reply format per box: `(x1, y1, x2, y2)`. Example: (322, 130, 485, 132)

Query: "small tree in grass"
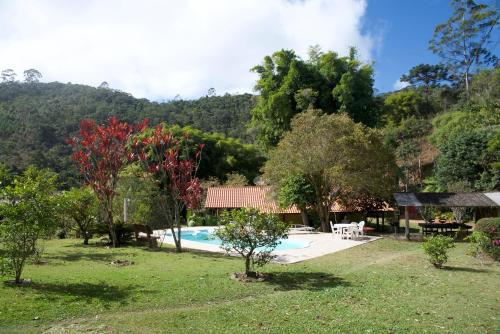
(0, 167, 59, 284)
(59, 187, 98, 245)
(422, 235, 455, 269)
(214, 209, 288, 277)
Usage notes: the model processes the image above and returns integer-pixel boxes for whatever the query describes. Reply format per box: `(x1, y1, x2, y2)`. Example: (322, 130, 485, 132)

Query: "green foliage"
(417, 207, 435, 222)
(223, 172, 248, 187)
(469, 67, 500, 104)
(475, 218, 500, 237)
(263, 111, 398, 232)
(422, 235, 455, 268)
(113, 164, 161, 228)
(475, 218, 500, 261)
(214, 209, 288, 276)
(251, 47, 378, 148)
(429, 102, 499, 148)
(0, 166, 59, 283)
(59, 187, 98, 244)
(277, 174, 315, 211)
(383, 116, 434, 191)
(187, 212, 218, 227)
(400, 63, 450, 89)
(434, 129, 498, 190)
(465, 231, 494, 263)
(0, 163, 13, 188)
(163, 125, 265, 184)
(383, 90, 428, 125)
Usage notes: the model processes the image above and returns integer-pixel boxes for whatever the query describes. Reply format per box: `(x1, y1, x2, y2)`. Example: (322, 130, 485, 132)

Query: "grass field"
(0, 237, 498, 333)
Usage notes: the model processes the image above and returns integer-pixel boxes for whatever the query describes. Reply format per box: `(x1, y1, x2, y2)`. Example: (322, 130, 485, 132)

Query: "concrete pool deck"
(153, 227, 381, 264)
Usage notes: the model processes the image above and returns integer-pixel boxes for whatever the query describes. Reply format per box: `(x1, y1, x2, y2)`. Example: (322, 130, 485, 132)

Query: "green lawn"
(0, 238, 498, 334)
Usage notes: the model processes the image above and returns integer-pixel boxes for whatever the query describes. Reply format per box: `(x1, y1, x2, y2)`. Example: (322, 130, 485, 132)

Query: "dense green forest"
(0, 82, 257, 186)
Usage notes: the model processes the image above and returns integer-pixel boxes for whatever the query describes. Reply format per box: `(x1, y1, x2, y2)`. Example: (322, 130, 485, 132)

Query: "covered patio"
(393, 192, 500, 239)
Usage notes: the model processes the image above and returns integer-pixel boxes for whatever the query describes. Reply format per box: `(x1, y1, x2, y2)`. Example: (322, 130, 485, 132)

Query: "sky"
(0, 0, 482, 100)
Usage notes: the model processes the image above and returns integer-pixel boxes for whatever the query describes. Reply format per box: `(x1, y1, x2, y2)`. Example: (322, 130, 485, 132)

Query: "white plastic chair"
(330, 221, 341, 238)
(357, 221, 365, 237)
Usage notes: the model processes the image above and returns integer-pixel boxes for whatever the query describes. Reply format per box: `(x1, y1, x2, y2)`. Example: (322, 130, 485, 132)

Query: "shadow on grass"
(443, 266, 491, 273)
(46, 252, 117, 263)
(9, 281, 149, 304)
(265, 271, 349, 291)
(142, 244, 233, 259)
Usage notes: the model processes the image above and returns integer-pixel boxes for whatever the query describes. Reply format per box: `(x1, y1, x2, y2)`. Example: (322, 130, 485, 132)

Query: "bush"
(465, 231, 492, 264)
(187, 212, 218, 227)
(472, 218, 500, 261)
(422, 235, 455, 268)
(214, 209, 288, 277)
(476, 217, 500, 237)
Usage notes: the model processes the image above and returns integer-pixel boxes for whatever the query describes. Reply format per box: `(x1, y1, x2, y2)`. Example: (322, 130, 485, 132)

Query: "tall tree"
(400, 64, 450, 95)
(1, 69, 17, 82)
(69, 117, 146, 247)
(132, 124, 203, 252)
(23, 69, 42, 83)
(263, 110, 397, 232)
(429, 0, 498, 94)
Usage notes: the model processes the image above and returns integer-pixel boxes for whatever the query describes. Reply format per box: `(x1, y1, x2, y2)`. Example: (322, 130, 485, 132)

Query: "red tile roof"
(205, 186, 388, 213)
(205, 186, 298, 213)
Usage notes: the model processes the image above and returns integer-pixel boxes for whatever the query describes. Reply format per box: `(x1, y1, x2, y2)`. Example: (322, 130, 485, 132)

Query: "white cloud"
(0, 0, 375, 100)
(393, 79, 409, 91)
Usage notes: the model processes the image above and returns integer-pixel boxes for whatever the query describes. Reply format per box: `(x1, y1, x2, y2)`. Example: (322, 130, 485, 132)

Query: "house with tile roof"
(205, 186, 393, 225)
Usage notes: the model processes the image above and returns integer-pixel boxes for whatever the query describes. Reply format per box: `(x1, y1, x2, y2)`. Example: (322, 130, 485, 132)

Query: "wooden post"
(376, 213, 380, 232)
(405, 206, 410, 240)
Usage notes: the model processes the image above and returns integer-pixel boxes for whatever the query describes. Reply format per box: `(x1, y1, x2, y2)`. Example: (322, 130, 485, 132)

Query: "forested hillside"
(0, 82, 256, 185)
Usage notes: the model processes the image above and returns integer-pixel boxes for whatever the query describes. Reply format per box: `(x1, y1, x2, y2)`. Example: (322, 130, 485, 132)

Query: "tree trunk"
(245, 255, 255, 276)
(104, 197, 118, 247)
(300, 211, 310, 226)
(245, 256, 251, 275)
(318, 204, 330, 232)
(107, 207, 117, 247)
(14, 259, 25, 284)
(173, 202, 182, 252)
(83, 234, 89, 245)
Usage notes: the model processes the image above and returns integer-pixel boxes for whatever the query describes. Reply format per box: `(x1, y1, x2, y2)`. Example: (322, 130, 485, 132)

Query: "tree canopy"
(263, 110, 397, 232)
(251, 47, 378, 149)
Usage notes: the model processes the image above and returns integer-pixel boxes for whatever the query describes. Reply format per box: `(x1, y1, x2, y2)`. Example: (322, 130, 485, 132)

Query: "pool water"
(164, 229, 309, 251)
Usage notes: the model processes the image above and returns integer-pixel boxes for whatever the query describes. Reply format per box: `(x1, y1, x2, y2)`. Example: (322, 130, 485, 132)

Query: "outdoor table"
(334, 223, 358, 238)
(418, 222, 472, 237)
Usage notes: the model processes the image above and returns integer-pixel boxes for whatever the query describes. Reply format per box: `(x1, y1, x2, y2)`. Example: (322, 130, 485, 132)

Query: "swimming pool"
(163, 228, 309, 251)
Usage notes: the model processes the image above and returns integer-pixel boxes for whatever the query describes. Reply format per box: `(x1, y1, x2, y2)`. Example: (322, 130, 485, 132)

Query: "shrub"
(422, 235, 455, 268)
(476, 217, 500, 237)
(465, 231, 492, 264)
(214, 209, 288, 277)
(187, 212, 218, 227)
(473, 218, 500, 261)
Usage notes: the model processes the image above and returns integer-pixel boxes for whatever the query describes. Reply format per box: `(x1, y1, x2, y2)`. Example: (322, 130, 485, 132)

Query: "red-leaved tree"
(69, 117, 147, 247)
(133, 124, 203, 252)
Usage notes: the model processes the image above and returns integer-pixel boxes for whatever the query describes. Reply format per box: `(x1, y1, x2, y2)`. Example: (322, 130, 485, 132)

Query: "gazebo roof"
(393, 192, 500, 208)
